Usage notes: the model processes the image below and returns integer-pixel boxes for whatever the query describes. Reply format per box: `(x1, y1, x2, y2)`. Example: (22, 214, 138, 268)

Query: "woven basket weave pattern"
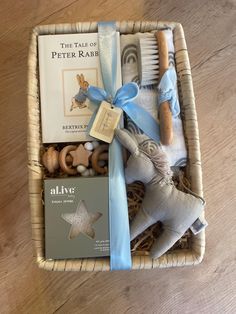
(27, 21, 205, 271)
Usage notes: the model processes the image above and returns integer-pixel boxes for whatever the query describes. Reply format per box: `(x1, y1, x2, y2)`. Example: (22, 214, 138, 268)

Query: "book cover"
(44, 177, 109, 259)
(38, 32, 121, 143)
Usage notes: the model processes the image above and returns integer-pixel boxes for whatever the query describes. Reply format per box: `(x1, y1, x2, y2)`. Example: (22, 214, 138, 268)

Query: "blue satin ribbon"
(98, 22, 117, 98)
(157, 67, 180, 117)
(88, 23, 179, 270)
(97, 21, 131, 270)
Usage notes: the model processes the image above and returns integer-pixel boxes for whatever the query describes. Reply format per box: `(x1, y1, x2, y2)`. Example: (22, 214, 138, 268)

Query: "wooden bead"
(92, 141, 99, 149)
(89, 168, 96, 176)
(77, 164, 87, 173)
(42, 146, 59, 173)
(81, 169, 90, 177)
(84, 142, 93, 151)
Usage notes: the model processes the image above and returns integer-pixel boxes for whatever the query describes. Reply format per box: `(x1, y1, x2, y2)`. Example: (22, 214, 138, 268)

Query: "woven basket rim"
(27, 20, 205, 271)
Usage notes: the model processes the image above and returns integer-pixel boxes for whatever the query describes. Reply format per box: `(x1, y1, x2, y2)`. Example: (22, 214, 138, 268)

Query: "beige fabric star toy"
(61, 200, 102, 240)
(115, 129, 205, 259)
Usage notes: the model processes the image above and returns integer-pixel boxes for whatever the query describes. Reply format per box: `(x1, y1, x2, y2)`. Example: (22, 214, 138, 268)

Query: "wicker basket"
(27, 21, 205, 271)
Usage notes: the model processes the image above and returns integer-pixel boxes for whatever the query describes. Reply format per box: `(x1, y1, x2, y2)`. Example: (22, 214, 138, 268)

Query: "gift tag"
(90, 101, 122, 143)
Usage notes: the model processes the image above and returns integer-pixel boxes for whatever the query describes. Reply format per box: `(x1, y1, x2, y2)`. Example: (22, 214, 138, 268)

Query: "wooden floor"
(1, 0, 236, 313)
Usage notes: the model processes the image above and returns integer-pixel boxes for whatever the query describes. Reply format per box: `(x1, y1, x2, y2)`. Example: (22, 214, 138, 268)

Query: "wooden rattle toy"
(59, 145, 77, 175)
(42, 141, 108, 176)
(91, 144, 109, 174)
(42, 146, 59, 173)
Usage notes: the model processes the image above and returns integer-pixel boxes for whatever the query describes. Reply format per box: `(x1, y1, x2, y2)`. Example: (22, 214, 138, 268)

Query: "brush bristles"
(138, 34, 160, 86)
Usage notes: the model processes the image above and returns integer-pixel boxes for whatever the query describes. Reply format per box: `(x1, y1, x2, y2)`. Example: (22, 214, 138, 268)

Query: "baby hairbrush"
(156, 31, 173, 145)
(138, 30, 173, 145)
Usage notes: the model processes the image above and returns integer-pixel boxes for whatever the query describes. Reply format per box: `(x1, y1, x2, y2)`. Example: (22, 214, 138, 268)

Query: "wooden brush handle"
(156, 31, 173, 145)
(159, 101, 173, 145)
(156, 31, 169, 76)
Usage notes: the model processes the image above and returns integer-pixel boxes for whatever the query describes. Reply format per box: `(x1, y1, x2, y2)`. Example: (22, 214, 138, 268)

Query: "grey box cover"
(44, 176, 109, 259)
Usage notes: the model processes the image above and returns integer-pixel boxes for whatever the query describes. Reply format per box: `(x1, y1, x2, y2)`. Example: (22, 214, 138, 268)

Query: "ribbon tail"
(123, 102, 161, 143)
(109, 137, 132, 270)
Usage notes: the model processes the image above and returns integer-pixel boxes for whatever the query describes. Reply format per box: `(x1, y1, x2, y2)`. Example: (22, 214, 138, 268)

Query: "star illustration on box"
(70, 74, 89, 111)
(61, 200, 102, 240)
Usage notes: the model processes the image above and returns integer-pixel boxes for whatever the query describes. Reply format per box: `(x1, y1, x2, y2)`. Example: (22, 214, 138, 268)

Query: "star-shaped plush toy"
(69, 144, 92, 167)
(61, 200, 102, 240)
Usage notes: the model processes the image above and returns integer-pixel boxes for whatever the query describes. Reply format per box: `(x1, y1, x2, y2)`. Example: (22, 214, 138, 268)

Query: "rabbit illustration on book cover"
(70, 74, 89, 111)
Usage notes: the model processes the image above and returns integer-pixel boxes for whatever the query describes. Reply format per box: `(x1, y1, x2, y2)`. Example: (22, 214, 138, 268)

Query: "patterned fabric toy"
(115, 128, 205, 259)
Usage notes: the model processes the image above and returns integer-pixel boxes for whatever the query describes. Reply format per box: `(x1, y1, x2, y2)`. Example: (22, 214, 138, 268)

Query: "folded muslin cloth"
(120, 30, 187, 167)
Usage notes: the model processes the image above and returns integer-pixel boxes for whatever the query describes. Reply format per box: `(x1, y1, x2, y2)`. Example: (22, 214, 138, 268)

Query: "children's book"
(38, 32, 121, 143)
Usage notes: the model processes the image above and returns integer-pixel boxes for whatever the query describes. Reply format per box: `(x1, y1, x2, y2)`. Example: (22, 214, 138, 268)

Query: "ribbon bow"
(87, 82, 161, 143)
(88, 81, 138, 105)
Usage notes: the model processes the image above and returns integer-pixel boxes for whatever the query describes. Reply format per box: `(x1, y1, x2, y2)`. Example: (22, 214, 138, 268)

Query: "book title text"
(51, 41, 99, 59)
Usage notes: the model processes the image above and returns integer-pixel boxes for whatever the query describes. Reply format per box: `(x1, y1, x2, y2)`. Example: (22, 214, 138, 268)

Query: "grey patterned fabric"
(115, 129, 204, 259)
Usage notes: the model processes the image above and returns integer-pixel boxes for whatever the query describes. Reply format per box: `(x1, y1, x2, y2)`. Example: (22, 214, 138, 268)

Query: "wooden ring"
(98, 152, 108, 161)
(59, 145, 77, 175)
(91, 144, 109, 174)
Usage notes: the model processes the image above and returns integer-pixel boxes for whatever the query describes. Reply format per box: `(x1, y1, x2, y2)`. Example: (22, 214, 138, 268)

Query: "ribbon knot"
(87, 82, 139, 108)
(157, 67, 180, 118)
(113, 82, 139, 107)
